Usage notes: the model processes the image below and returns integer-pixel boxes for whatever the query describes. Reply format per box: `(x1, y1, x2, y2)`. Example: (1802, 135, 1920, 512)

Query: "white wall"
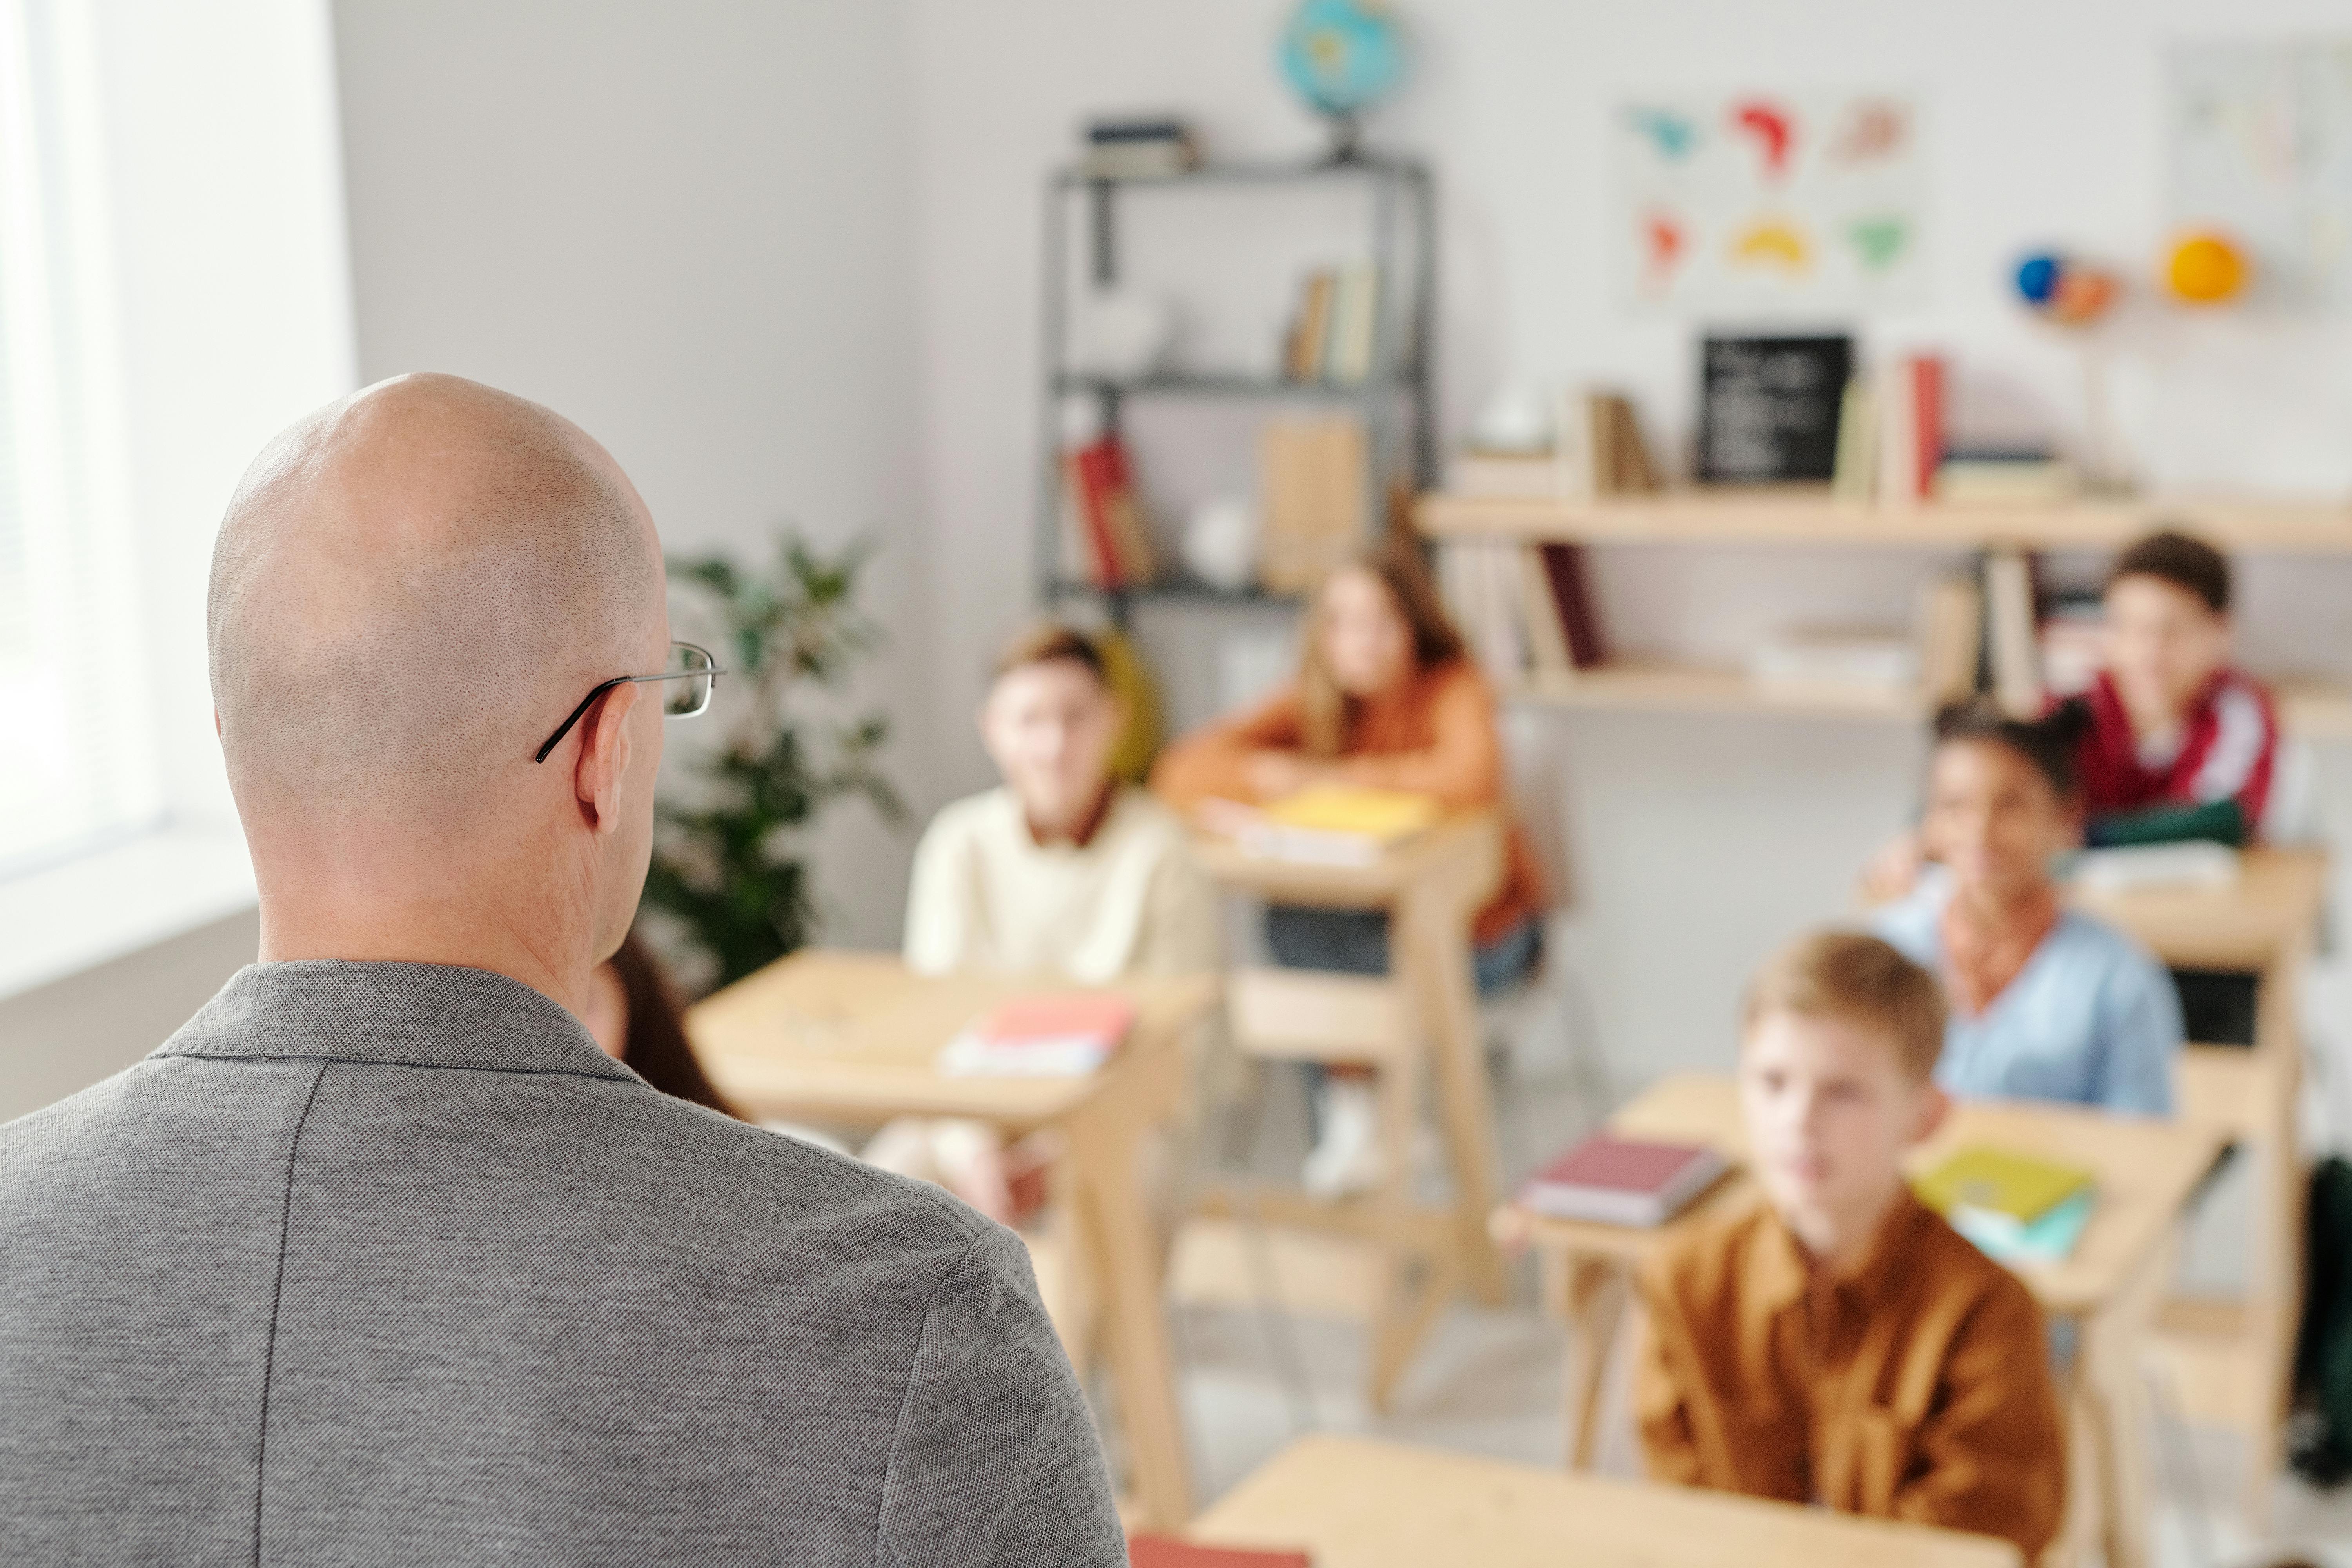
(330, 0, 930, 952)
(900, 0, 2352, 1096)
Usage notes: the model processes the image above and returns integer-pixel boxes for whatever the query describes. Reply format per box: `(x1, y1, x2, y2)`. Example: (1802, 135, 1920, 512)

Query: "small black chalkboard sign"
(1696, 334, 1853, 484)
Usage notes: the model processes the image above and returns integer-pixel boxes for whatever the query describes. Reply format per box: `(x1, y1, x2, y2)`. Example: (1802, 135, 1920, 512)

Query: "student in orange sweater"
(1152, 543, 1544, 1194)
(1636, 930, 2066, 1560)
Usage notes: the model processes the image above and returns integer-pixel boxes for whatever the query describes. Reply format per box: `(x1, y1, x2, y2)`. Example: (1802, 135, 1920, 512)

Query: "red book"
(1909, 354, 1944, 500)
(1128, 1536, 1311, 1568)
(981, 993, 1135, 1046)
(1518, 1133, 1727, 1227)
(1066, 443, 1127, 588)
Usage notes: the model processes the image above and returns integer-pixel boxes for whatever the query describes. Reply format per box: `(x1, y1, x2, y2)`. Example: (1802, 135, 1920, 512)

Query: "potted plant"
(640, 533, 902, 991)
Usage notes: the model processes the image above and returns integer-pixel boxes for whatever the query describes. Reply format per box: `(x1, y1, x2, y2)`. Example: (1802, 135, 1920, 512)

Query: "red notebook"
(1518, 1133, 1728, 1227)
(1127, 1536, 1310, 1568)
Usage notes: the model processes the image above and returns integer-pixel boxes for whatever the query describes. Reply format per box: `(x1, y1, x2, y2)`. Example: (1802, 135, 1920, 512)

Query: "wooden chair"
(1172, 965, 1463, 1411)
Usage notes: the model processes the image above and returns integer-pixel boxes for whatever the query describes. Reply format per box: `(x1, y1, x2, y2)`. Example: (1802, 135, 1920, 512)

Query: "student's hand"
(1244, 750, 1318, 800)
(1859, 829, 1925, 905)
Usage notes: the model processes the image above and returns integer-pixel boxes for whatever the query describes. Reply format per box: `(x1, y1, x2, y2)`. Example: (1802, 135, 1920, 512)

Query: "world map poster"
(1613, 88, 1927, 311)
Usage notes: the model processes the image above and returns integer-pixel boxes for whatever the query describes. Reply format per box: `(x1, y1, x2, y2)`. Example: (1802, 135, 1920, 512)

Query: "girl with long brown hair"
(577, 928, 742, 1118)
(1154, 540, 1546, 1194)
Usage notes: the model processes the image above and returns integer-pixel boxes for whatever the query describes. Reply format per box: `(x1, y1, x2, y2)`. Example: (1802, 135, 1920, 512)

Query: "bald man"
(0, 376, 1125, 1566)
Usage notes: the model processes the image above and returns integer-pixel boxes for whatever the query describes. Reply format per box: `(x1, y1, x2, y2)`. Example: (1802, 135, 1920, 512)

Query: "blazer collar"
(157, 960, 635, 1082)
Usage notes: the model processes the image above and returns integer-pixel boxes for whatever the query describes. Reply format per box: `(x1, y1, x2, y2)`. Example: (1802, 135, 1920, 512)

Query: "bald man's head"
(208, 374, 664, 843)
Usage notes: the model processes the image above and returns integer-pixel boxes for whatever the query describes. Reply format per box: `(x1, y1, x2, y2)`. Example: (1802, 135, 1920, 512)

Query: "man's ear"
(573, 682, 641, 836)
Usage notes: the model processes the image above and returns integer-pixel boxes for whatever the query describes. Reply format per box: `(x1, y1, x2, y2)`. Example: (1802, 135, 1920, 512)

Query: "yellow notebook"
(1258, 786, 1441, 842)
(1912, 1145, 2093, 1226)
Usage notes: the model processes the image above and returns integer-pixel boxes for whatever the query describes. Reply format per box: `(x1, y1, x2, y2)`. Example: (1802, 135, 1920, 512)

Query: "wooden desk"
(1189, 1434, 2022, 1568)
(2074, 846, 2327, 1520)
(688, 951, 1218, 1531)
(1494, 1073, 2222, 1568)
(1190, 810, 1509, 1305)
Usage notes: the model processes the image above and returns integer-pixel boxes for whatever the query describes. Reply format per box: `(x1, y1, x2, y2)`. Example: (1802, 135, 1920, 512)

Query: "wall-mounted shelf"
(1416, 487, 2352, 554)
(1499, 659, 2352, 739)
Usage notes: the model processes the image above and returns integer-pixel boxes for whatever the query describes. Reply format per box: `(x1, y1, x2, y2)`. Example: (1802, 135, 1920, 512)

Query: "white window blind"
(0, 0, 156, 878)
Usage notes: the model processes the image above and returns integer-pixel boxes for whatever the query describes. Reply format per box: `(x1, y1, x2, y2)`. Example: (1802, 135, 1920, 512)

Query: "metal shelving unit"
(1038, 154, 1436, 625)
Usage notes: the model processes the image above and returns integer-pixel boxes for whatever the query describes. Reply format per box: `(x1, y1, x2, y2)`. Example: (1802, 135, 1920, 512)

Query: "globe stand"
(1318, 109, 1367, 165)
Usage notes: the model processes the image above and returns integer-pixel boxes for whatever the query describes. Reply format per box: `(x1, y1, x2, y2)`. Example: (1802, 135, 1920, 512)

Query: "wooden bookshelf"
(1415, 487, 2352, 554)
(1502, 659, 2352, 738)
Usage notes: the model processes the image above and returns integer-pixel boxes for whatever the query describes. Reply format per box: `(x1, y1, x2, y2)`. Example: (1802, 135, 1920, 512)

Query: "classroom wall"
(329, 0, 931, 953)
(900, 0, 2352, 1107)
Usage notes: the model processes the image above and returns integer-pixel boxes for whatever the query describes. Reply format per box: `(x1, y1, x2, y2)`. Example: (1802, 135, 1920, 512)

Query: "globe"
(1279, 0, 1405, 154)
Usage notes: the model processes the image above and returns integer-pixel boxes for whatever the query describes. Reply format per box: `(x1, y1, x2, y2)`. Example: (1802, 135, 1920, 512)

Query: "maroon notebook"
(1127, 1536, 1310, 1568)
(1518, 1132, 1727, 1227)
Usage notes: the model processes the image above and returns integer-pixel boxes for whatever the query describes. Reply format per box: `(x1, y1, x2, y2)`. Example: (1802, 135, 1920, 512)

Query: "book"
(1324, 261, 1380, 385)
(1696, 335, 1853, 484)
(1935, 454, 2079, 505)
(1913, 1145, 2094, 1234)
(1127, 1537, 1310, 1568)
(1257, 417, 1366, 593)
(1537, 543, 1608, 667)
(1238, 785, 1441, 866)
(1916, 573, 1985, 705)
(1876, 354, 1945, 502)
(1950, 1186, 2095, 1265)
(1747, 625, 1919, 689)
(1516, 544, 1574, 676)
(1080, 118, 1200, 178)
(937, 992, 1138, 1078)
(1285, 269, 1336, 383)
(1983, 548, 2042, 716)
(1831, 376, 1877, 501)
(1066, 437, 1156, 588)
(1519, 1133, 1728, 1227)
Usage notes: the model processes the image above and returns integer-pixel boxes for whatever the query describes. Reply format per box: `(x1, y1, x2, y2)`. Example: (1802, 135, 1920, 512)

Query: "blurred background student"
(1873, 702, 2181, 1114)
(880, 622, 1219, 1222)
(1153, 543, 1546, 1196)
(579, 929, 742, 1118)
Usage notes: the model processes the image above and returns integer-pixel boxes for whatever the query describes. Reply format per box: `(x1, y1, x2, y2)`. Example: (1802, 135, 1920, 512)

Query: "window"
(0, 0, 157, 877)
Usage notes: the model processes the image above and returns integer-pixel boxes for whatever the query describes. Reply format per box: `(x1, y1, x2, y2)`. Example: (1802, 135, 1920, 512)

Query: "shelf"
(1415, 487, 2352, 554)
(1046, 576, 1303, 608)
(1053, 372, 1411, 402)
(1501, 661, 2352, 737)
(1502, 660, 1929, 723)
(1053, 156, 1426, 189)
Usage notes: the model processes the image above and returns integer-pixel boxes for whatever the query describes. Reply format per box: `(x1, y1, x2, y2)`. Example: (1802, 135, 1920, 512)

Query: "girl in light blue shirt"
(1874, 703, 2181, 1115)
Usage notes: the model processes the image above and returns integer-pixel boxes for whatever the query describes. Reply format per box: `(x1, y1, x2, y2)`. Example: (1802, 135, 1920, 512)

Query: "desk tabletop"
(1186, 808, 1503, 908)
(2069, 846, 2327, 972)
(686, 950, 1218, 1127)
(1499, 1073, 2221, 1318)
(1189, 1434, 2021, 1568)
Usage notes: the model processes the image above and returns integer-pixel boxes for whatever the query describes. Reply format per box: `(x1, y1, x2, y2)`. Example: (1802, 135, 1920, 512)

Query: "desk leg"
(1069, 1110, 1194, 1531)
(1552, 1255, 1630, 1470)
(2243, 948, 2307, 1528)
(2076, 1233, 2175, 1568)
(1397, 896, 1507, 1305)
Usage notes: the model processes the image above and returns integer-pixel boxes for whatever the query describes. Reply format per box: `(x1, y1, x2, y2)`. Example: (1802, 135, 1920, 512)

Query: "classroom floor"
(1136, 1053, 2352, 1568)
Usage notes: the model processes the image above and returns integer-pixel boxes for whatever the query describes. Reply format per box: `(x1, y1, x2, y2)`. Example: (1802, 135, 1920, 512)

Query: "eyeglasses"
(534, 641, 724, 763)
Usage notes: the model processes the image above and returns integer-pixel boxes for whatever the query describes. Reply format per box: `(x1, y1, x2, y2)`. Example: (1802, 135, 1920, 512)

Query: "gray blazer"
(0, 961, 1126, 1565)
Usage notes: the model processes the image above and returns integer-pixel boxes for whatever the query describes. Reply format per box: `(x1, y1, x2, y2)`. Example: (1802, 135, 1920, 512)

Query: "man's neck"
(256, 873, 588, 1017)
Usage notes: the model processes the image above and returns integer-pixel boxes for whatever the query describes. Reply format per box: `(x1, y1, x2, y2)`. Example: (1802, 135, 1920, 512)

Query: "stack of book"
(1232, 785, 1440, 867)
(1079, 118, 1200, 179)
(1517, 1132, 1728, 1227)
(936, 993, 1137, 1078)
(1062, 434, 1157, 589)
(1913, 1145, 2097, 1264)
(1280, 263, 1381, 385)
(1746, 625, 1920, 691)
(1434, 540, 1607, 685)
(1935, 448, 2080, 505)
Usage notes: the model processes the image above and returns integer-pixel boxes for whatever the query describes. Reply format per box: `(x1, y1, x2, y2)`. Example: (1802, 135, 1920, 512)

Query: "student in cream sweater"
(874, 624, 1218, 1218)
